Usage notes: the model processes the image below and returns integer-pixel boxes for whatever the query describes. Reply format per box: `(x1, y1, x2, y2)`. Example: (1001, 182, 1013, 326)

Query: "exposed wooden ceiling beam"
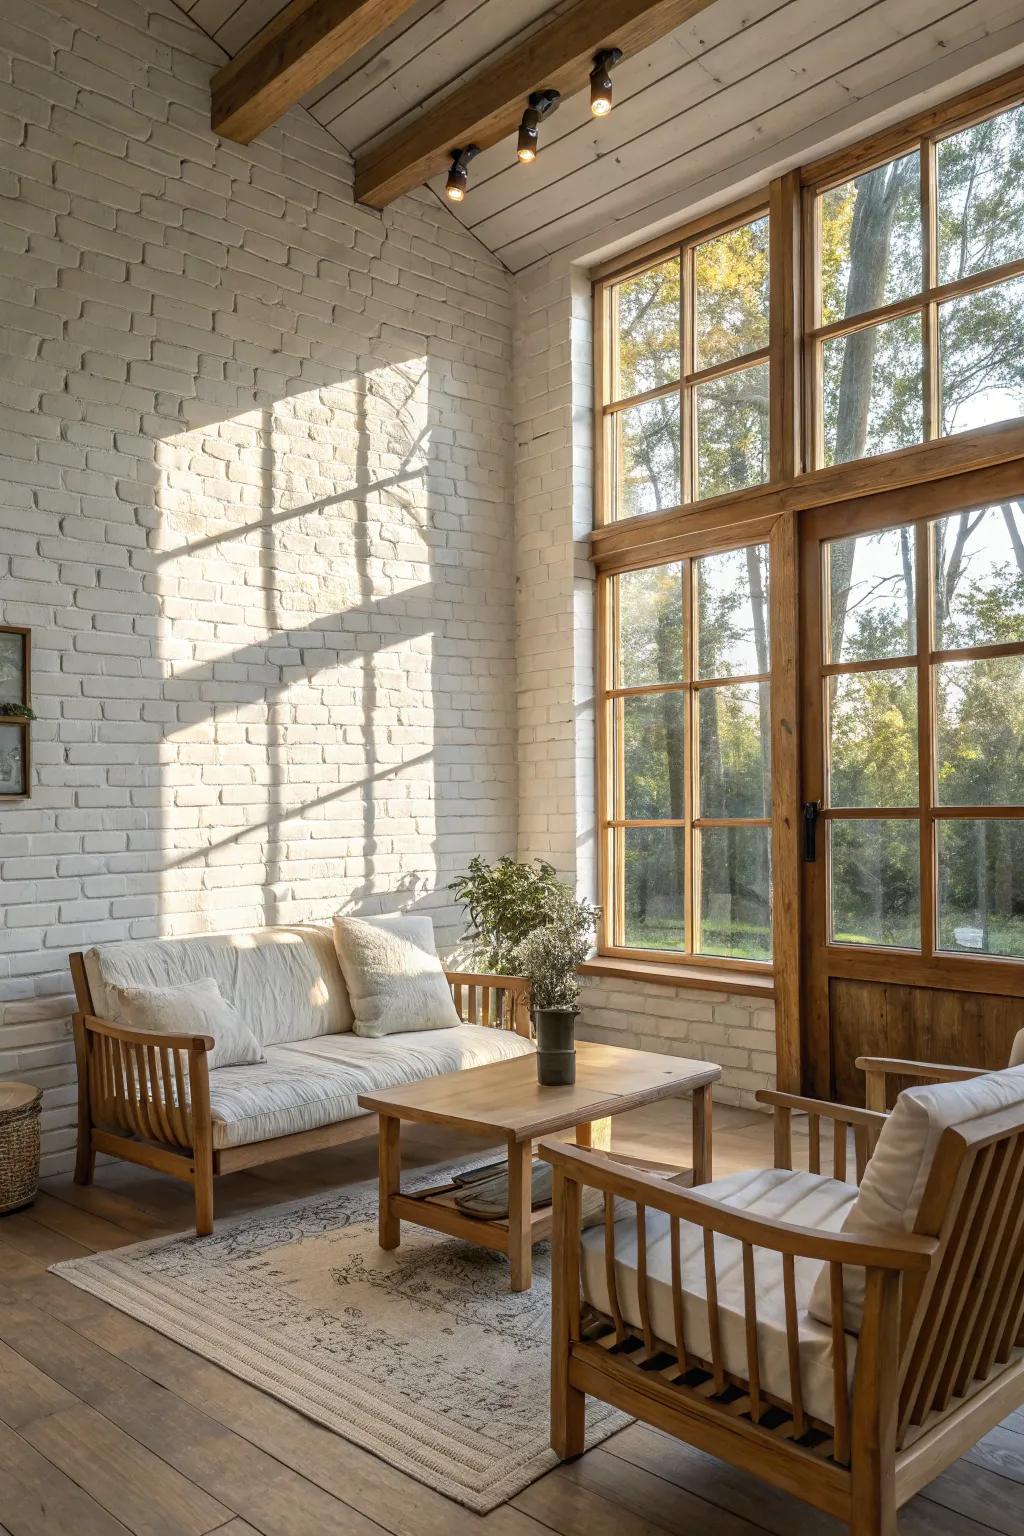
(354, 0, 719, 209)
(212, 0, 422, 144)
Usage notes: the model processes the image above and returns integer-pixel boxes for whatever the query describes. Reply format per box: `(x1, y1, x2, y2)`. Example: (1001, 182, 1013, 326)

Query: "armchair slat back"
(899, 1109, 1024, 1441)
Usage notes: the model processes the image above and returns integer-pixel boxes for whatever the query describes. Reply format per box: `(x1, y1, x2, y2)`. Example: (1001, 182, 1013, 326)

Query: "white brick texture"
(0, 0, 516, 1173)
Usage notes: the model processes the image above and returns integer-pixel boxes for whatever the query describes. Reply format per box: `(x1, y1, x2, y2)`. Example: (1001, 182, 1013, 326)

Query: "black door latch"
(803, 801, 822, 862)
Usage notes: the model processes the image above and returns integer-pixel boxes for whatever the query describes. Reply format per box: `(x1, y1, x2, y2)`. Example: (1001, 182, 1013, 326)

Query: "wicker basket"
(0, 1082, 42, 1215)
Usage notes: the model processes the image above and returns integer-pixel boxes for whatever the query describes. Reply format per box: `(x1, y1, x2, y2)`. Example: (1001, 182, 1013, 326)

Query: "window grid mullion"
(683, 556, 695, 955)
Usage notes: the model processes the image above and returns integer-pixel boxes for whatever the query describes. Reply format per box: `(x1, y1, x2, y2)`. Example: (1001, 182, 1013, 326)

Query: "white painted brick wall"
(512, 257, 776, 1110)
(0, 0, 517, 1174)
(577, 980, 776, 1111)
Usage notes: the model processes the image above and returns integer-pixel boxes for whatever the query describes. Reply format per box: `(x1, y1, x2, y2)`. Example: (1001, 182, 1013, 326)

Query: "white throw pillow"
(808, 1064, 1024, 1333)
(331, 914, 460, 1038)
(112, 978, 266, 1070)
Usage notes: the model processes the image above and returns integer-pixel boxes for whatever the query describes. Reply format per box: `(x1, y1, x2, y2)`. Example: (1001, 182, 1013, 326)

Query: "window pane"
(937, 103, 1024, 285)
(623, 826, 684, 950)
(933, 502, 1024, 649)
(698, 683, 770, 818)
(612, 395, 680, 518)
(819, 152, 922, 326)
(939, 274, 1024, 437)
(826, 525, 916, 663)
(829, 669, 918, 809)
(611, 257, 680, 400)
(830, 819, 920, 948)
(618, 563, 684, 687)
(937, 819, 1024, 958)
(694, 216, 770, 370)
(697, 825, 771, 960)
(696, 544, 770, 678)
(936, 656, 1024, 807)
(622, 693, 685, 820)
(822, 313, 924, 466)
(694, 361, 769, 500)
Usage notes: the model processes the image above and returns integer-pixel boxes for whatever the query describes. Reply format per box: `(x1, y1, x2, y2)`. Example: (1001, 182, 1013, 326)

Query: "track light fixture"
(445, 145, 480, 202)
(590, 48, 623, 117)
(516, 88, 560, 163)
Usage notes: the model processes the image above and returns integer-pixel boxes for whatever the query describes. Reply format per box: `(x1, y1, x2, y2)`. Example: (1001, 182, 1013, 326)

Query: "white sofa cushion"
(808, 1064, 1024, 1333)
(332, 914, 460, 1038)
(112, 977, 265, 1071)
(83, 925, 353, 1046)
(580, 1167, 858, 1427)
(1011, 1029, 1024, 1067)
(207, 1024, 535, 1149)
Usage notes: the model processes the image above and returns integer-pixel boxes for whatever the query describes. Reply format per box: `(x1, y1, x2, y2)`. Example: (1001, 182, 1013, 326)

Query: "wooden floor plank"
(916, 1454, 1024, 1536)
(23, 1402, 233, 1536)
(555, 1447, 772, 1536)
(27, 1191, 140, 1253)
(0, 1418, 134, 1536)
(964, 1424, 1024, 1485)
(0, 1214, 94, 1266)
(0, 1305, 392, 1536)
(0, 1338, 78, 1431)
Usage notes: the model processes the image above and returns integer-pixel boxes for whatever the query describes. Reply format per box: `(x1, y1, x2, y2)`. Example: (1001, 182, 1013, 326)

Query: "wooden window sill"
(579, 957, 775, 999)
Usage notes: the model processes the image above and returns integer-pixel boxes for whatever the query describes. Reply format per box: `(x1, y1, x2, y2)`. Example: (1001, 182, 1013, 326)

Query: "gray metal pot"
(533, 1007, 578, 1085)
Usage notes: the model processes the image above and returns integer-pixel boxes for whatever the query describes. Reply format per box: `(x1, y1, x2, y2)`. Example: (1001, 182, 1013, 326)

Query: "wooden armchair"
(541, 1083, 1024, 1536)
(70, 952, 531, 1236)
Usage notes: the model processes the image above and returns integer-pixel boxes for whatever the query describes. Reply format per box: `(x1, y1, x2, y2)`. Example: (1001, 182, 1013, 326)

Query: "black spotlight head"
(517, 88, 560, 163)
(590, 47, 623, 117)
(445, 145, 480, 202)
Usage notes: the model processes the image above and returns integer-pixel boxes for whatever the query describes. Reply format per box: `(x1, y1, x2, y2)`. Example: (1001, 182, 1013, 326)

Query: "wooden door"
(799, 467, 1024, 1103)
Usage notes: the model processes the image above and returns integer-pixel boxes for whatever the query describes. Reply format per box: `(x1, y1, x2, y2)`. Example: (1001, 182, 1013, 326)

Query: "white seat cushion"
(84, 925, 353, 1047)
(581, 1167, 858, 1427)
(208, 1025, 535, 1149)
(808, 1064, 1024, 1333)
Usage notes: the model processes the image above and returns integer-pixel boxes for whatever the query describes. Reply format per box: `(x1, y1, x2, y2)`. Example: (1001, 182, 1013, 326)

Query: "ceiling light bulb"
(445, 145, 479, 202)
(517, 108, 539, 164)
(590, 48, 622, 117)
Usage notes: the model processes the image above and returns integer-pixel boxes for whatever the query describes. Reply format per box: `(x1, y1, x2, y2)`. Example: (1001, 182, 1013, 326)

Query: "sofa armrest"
(445, 971, 532, 1037)
(74, 1010, 212, 1152)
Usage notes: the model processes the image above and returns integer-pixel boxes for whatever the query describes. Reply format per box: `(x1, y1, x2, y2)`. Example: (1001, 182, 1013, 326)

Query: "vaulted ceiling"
(180, 0, 1024, 272)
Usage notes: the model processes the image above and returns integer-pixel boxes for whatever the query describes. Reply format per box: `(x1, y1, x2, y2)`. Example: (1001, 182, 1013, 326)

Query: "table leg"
(379, 1113, 401, 1249)
(692, 1082, 713, 1186)
(575, 1117, 611, 1151)
(508, 1139, 533, 1292)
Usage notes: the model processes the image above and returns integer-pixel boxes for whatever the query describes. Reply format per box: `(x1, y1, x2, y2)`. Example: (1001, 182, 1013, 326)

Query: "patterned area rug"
(51, 1164, 629, 1511)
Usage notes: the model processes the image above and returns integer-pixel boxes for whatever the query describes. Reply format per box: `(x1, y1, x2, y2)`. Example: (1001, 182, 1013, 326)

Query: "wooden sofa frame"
(69, 952, 531, 1236)
(542, 1072, 1024, 1535)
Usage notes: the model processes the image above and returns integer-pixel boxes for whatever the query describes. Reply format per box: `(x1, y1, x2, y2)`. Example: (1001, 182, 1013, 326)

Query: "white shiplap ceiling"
(178, 0, 1024, 272)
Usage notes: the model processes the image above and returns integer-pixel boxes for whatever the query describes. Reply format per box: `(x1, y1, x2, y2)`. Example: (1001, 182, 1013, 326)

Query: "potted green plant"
(449, 856, 564, 973)
(513, 885, 599, 1086)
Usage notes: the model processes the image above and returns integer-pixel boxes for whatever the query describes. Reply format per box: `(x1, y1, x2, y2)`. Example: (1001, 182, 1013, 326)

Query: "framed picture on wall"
(0, 625, 31, 800)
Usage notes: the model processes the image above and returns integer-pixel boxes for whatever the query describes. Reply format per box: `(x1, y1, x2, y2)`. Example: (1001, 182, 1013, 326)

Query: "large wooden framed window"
(594, 199, 772, 524)
(598, 541, 773, 968)
(805, 491, 1024, 968)
(804, 93, 1024, 470)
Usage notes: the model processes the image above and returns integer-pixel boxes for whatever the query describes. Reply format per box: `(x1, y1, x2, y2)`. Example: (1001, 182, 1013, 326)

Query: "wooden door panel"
(830, 977, 1022, 1106)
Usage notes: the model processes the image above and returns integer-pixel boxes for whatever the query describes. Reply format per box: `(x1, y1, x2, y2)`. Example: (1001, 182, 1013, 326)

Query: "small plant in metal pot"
(513, 885, 599, 1086)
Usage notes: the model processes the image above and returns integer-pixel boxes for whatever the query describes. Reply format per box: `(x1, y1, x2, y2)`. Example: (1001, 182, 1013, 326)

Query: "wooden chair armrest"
(756, 1089, 887, 1130)
(77, 1011, 214, 1054)
(856, 1054, 987, 1112)
(756, 1089, 887, 1181)
(539, 1139, 936, 1272)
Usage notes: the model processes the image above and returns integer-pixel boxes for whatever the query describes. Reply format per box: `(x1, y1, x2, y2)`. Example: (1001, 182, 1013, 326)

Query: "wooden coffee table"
(357, 1042, 720, 1291)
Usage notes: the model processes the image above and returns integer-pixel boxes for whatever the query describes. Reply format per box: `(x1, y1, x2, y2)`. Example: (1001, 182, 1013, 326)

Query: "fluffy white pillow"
(112, 977, 266, 1070)
(808, 1064, 1024, 1333)
(331, 914, 460, 1038)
